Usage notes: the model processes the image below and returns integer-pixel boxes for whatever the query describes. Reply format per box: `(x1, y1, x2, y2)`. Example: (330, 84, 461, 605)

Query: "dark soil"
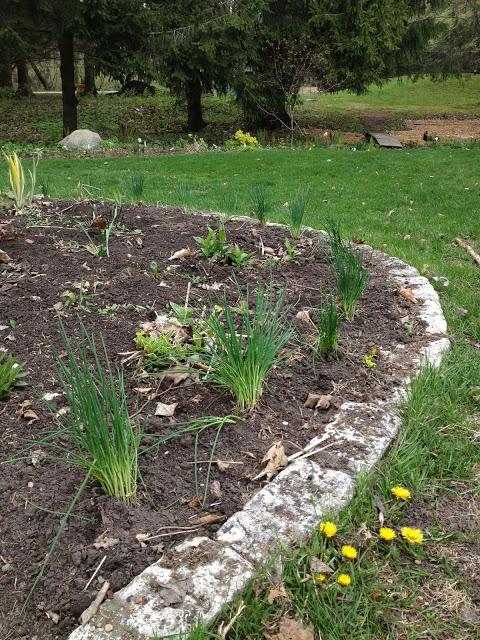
(0, 201, 431, 640)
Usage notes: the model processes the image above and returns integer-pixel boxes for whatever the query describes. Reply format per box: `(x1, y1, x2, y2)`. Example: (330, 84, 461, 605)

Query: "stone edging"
(68, 239, 449, 640)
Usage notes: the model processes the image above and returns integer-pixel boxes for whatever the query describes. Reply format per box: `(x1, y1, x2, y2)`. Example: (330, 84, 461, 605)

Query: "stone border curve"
(68, 228, 449, 640)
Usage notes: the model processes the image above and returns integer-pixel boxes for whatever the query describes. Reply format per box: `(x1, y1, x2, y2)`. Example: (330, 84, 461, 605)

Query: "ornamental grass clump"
(325, 220, 371, 321)
(3, 151, 39, 210)
(201, 278, 294, 414)
(46, 318, 145, 505)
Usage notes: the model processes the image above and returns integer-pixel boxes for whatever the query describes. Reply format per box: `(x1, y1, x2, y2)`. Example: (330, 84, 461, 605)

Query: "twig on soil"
(79, 580, 110, 626)
(454, 237, 480, 266)
(141, 526, 200, 541)
(83, 554, 107, 591)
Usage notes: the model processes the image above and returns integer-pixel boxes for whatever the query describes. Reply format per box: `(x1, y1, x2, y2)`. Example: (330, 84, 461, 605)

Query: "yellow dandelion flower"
(341, 545, 358, 559)
(314, 574, 326, 583)
(391, 486, 411, 501)
(337, 574, 351, 586)
(379, 527, 396, 541)
(401, 527, 423, 544)
(320, 521, 337, 537)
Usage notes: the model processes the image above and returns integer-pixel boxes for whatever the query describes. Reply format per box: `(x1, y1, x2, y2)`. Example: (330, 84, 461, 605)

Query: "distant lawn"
(311, 75, 480, 117)
(1, 75, 480, 146)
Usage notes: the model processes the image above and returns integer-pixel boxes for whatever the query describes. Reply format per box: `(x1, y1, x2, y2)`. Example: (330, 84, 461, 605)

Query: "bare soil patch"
(0, 202, 431, 639)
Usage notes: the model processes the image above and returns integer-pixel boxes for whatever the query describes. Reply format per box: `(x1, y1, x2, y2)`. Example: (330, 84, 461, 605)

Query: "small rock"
(2, 563, 13, 572)
(105, 623, 113, 632)
(71, 551, 82, 566)
(454, 308, 468, 318)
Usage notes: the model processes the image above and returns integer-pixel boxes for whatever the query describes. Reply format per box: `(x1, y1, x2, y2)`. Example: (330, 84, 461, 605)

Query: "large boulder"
(60, 129, 101, 150)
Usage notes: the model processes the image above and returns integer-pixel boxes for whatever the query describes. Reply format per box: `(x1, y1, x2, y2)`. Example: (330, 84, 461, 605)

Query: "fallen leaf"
(271, 616, 315, 640)
(15, 400, 39, 423)
(188, 496, 200, 509)
(168, 247, 192, 260)
(190, 514, 225, 525)
(267, 584, 289, 604)
(296, 310, 311, 324)
(198, 281, 224, 291)
(309, 557, 334, 575)
(0, 228, 17, 241)
(133, 387, 153, 394)
(303, 393, 322, 408)
(93, 537, 120, 549)
(216, 459, 231, 472)
(135, 533, 150, 547)
(0, 249, 11, 263)
(210, 480, 223, 498)
(155, 402, 178, 417)
(163, 366, 190, 385)
(81, 262, 92, 270)
(398, 287, 418, 304)
(315, 394, 332, 410)
(255, 442, 288, 481)
(85, 244, 98, 255)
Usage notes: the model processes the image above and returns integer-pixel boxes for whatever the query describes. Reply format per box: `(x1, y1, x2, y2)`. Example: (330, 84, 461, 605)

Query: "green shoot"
(194, 223, 229, 260)
(288, 184, 310, 238)
(252, 183, 270, 226)
(0, 353, 27, 399)
(179, 175, 194, 212)
(325, 220, 371, 321)
(200, 278, 294, 414)
(314, 292, 343, 356)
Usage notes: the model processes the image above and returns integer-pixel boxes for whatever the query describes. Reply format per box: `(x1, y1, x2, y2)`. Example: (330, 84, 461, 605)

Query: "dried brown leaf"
(309, 557, 334, 575)
(267, 584, 289, 604)
(155, 402, 178, 417)
(398, 286, 418, 304)
(256, 442, 288, 481)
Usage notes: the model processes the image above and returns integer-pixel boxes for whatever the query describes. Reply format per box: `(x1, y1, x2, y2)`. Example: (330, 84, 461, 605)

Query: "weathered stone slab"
(68, 537, 253, 640)
(216, 460, 355, 560)
(367, 132, 403, 148)
(308, 403, 401, 475)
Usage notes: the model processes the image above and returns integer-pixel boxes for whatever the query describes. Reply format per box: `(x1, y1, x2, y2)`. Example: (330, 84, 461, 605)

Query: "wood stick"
(455, 237, 480, 266)
(80, 581, 110, 626)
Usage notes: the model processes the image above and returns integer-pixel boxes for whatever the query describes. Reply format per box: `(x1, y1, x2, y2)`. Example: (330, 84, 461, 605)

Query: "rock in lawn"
(60, 129, 101, 150)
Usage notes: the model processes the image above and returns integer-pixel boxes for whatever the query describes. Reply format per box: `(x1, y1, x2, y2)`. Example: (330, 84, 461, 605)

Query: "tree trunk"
(0, 46, 13, 89)
(15, 56, 33, 97)
(84, 46, 97, 96)
(186, 78, 205, 131)
(59, 30, 78, 136)
(30, 61, 49, 90)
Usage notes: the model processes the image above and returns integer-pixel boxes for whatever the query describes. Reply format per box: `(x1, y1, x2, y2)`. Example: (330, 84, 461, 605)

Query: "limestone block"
(68, 537, 253, 640)
(216, 460, 354, 560)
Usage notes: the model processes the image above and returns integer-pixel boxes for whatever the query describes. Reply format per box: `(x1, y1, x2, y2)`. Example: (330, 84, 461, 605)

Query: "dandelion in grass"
(337, 574, 351, 586)
(314, 574, 326, 583)
(341, 545, 358, 559)
(401, 527, 423, 544)
(320, 521, 337, 537)
(379, 527, 396, 541)
(391, 486, 411, 501)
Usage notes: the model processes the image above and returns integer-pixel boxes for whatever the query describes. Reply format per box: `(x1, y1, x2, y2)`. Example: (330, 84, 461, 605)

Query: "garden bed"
(0, 201, 431, 639)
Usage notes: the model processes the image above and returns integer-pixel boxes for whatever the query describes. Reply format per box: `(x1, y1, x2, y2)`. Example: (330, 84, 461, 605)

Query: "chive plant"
(314, 291, 343, 355)
(252, 183, 270, 226)
(45, 319, 145, 505)
(325, 220, 371, 321)
(288, 184, 310, 238)
(201, 278, 294, 414)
